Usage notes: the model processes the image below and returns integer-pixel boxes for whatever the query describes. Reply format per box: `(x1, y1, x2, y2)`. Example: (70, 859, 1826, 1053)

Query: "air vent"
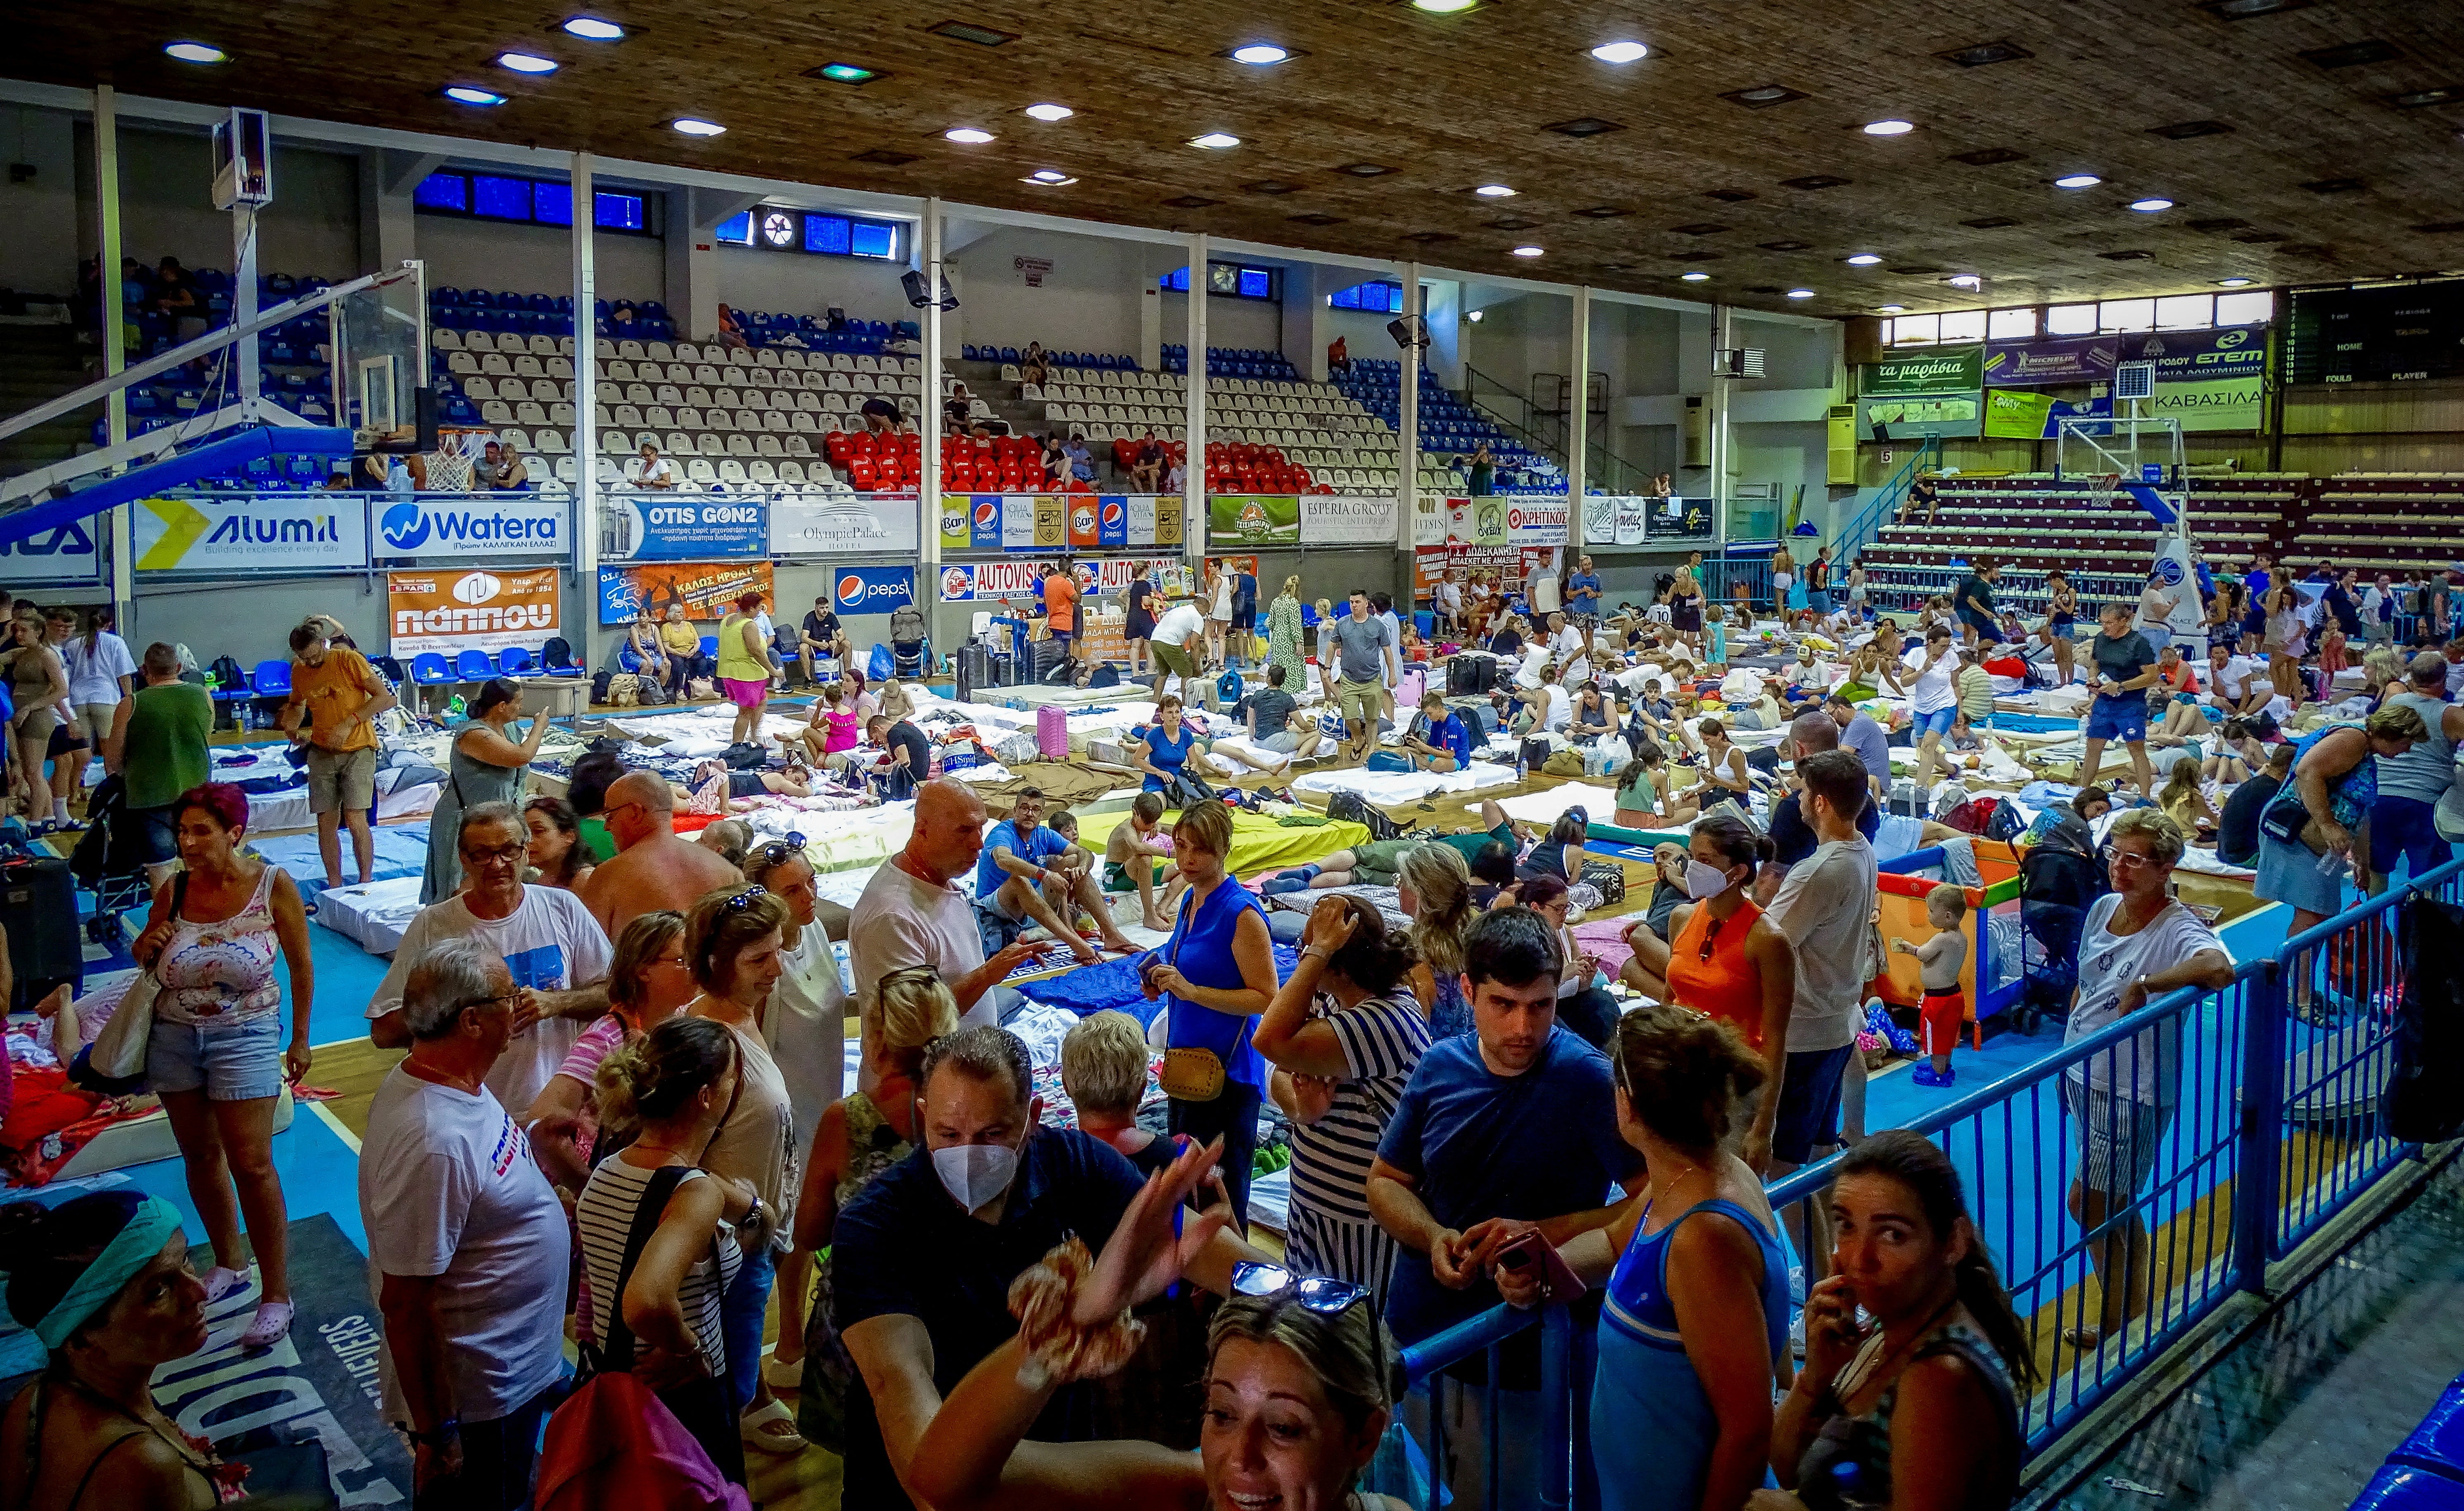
(1960, 216, 2020, 228)
(1889, 265, 1943, 275)
(1484, 217, 1540, 230)
(2148, 119, 2234, 139)
(2414, 221, 2464, 235)
(1334, 162, 1395, 176)
(2098, 249, 2155, 260)
(1757, 240, 1813, 251)
(2188, 217, 2253, 232)
(1543, 117, 1626, 137)
(1703, 188, 1758, 202)
(2303, 176, 2367, 193)
(1935, 39, 2033, 66)
(1780, 175, 1849, 190)
(850, 148, 920, 165)
(1950, 147, 2028, 166)
(1402, 230, 1459, 243)
(1287, 212, 1344, 225)
(1713, 348, 1767, 378)
(1163, 196, 1221, 209)
(927, 18, 1019, 45)
(2300, 39, 2395, 68)
(1671, 222, 1729, 235)
(1575, 206, 1633, 218)
(1243, 180, 1301, 195)
(1721, 84, 1807, 108)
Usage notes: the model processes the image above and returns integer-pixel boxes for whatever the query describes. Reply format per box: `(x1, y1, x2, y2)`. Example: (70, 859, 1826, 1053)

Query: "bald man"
(846, 779, 1055, 1090)
(577, 770, 744, 938)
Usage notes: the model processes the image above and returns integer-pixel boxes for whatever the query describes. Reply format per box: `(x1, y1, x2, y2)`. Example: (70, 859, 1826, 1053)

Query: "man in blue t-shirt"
(1370, 908, 1644, 1499)
(1401, 690, 1474, 772)
(1565, 553, 1604, 655)
(972, 787, 1132, 962)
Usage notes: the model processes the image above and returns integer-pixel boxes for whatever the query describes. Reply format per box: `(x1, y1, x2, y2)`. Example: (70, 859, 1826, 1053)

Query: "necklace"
(1836, 1291, 1960, 1409)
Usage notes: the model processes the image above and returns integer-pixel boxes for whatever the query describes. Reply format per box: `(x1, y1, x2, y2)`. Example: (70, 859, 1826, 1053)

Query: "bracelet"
(1007, 1236, 1145, 1391)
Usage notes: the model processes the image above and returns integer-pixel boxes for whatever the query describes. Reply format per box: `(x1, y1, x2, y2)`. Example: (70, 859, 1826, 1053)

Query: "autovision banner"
(1859, 344, 1984, 399)
(937, 556, 1188, 602)
(772, 494, 920, 557)
(133, 495, 367, 573)
(598, 495, 767, 561)
(373, 493, 567, 559)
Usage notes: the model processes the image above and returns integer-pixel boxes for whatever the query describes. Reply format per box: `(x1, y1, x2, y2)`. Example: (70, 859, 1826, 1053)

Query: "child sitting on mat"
(1894, 882, 1970, 1088)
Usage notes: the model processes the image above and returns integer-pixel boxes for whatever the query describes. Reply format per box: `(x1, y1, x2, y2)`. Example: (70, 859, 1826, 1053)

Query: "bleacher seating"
(2346, 1373, 2464, 1511)
(95, 263, 343, 488)
(1334, 357, 1544, 493)
(2295, 475, 2464, 578)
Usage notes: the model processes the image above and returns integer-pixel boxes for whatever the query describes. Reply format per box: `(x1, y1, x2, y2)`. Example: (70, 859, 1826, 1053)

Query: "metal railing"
(1458, 365, 1658, 497)
(1832, 436, 1943, 562)
(1387, 856, 2464, 1507)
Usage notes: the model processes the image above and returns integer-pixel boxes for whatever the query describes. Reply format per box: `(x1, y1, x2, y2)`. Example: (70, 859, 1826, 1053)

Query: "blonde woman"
(1267, 574, 1307, 692)
(1397, 843, 1478, 1041)
(1313, 597, 1340, 700)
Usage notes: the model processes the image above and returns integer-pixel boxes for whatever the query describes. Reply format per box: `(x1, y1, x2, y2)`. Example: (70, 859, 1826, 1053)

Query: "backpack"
(1087, 662, 1120, 688)
(1217, 667, 1244, 706)
(592, 669, 613, 705)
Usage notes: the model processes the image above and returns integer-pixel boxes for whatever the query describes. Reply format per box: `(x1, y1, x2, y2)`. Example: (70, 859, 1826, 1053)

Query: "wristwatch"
(738, 1194, 767, 1233)
(408, 1418, 460, 1449)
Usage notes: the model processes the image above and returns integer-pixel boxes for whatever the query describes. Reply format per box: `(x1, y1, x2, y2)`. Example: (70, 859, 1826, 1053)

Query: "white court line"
(308, 1100, 362, 1155)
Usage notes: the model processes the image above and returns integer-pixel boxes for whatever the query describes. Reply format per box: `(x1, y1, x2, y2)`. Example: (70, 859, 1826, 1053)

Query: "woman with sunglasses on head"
(682, 883, 808, 1456)
(1516, 875, 1618, 1050)
(420, 677, 547, 905)
(522, 795, 593, 894)
(905, 1137, 1407, 1511)
(1756, 1130, 2030, 1511)
(524, 910, 696, 1194)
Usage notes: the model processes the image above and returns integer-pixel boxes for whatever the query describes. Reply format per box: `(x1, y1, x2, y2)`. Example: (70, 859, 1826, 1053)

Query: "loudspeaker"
(1870, 421, 1893, 444)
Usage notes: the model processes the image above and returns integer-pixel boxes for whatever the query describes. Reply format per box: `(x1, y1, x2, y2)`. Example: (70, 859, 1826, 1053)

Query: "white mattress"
(313, 875, 426, 955)
(55, 1085, 295, 1182)
(1289, 761, 1514, 805)
(1499, 783, 1628, 824)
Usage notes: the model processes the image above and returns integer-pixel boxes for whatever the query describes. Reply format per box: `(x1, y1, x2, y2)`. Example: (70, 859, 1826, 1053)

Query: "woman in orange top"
(1624, 814, 1797, 1172)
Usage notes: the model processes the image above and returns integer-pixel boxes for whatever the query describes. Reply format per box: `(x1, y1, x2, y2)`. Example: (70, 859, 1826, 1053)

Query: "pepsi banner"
(599, 496, 767, 561)
(374, 493, 567, 560)
(771, 494, 920, 557)
(833, 566, 917, 615)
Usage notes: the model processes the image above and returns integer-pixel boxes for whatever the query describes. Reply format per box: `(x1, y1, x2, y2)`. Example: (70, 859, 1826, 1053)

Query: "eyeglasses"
(1229, 1263, 1373, 1315)
(722, 885, 770, 913)
(461, 841, 529, 865)
(2110, 851, 2162, 871)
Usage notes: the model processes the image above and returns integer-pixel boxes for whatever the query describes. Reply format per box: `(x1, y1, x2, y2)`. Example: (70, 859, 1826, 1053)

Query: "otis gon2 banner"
(387, 567, 562, 657)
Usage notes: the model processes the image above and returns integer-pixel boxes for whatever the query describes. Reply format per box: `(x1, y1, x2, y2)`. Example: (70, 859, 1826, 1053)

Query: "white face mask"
(1682, 859, 1735, 901)
(932, 1141, 1021, 1212)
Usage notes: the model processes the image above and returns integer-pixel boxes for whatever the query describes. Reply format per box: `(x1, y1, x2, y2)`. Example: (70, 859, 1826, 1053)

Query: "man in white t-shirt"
(368, 803, 613, 1115)
(361, 938, 569, 1508)
(2205, 643, 2262, 716)
(1547, 611, 1590, 689)
(1148, 597, 1212, 707)
(849, 778, 1054, 1091)
(1526, 553, 1561, 618)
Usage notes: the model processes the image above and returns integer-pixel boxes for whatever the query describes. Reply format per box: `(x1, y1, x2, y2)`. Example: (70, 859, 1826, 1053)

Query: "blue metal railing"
(1390, 855, 2464, 1505)
(1834, 436, 1943, 563)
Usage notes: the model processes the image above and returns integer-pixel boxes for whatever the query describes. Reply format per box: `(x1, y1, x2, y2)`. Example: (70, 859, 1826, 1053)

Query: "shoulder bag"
(1153, 885, 1235, 1102)
(87, 873, 188, 1086)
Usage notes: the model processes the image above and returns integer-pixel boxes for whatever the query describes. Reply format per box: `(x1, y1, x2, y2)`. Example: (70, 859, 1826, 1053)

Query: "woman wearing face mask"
(577, 1015, 757, 1484)
(1626, 816, 1795, 1171)
(525, 910, 696, 1194)
(1757, 1130, 2029, 1511)
(682, 884, 807, 1456)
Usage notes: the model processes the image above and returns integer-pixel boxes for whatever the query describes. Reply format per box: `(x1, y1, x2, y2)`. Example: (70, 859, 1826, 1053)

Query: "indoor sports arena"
(2, 4, 2463, 1509)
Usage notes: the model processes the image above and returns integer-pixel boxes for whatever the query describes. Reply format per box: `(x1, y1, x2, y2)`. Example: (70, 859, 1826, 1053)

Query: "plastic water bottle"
(2317, 849, 2350, 881)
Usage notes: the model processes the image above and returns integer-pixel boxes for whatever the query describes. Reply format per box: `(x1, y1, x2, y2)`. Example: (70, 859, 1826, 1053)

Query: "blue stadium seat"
(456, 649, 499, 682)
(250, 660, 293, 700)
(698, 636, 718, 659)
(498, 645, 538, 676)
(617, 645, 642, 675)
(410, 653, 455, 685)
(2349, 1466, 2464, 1511)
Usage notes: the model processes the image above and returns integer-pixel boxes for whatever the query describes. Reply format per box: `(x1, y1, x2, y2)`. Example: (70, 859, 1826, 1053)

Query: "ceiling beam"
(685, 188, 765, 234)
(380, 149, 445, 197)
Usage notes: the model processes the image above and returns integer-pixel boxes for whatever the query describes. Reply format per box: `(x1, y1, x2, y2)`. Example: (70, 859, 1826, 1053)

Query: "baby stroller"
(68, 775, 158, 945)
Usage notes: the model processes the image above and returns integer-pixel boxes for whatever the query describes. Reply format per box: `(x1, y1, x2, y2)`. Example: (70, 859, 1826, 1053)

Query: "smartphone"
(1491, 1231, 1585, 1305)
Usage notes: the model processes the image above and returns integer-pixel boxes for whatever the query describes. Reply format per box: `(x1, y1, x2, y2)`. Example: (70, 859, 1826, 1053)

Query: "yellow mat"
(1071, 807, 1370, 877)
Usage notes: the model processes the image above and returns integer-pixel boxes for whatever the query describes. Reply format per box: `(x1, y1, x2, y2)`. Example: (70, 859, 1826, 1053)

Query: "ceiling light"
(1231, 43, 1289, 64)
(671, 117, 726, 136)
(814, 62, 883, 84)
(1412, 0, 1480, 12)
(944, 127, 995, 143)
(1947, 274, 1984, 289)
(1024, 169, 1076, 185)
(1876, 304, 1907, 313)
(1680, 271, 1712, 282)
(443, 86, 507, 105)
(163, 41, 226, 64)
(1510, 245, 1544, 258)
(1787, 288, 1817, 299)
(497, 51, 558, 73)
(2054, 173, 2102, 189)
(1590, 40, 1649, 63)
(1862, 119, 1915, 135)
(1466, 309, 1484, 322)
(1024, 103, 1073, 121)
(561, 16, 625, 39)
(2130, 197, 2174, 212)
(1844, 254, 1883, 265)
(2217, 277, 2256, 287)
(1475, 184, 1516, 198)
(1188, 132, 1240, 149)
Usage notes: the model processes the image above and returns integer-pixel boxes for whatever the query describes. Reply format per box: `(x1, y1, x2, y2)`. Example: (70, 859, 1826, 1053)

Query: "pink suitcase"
(1037, 703, 1070, 759)
(1395, 668, 1427, 708)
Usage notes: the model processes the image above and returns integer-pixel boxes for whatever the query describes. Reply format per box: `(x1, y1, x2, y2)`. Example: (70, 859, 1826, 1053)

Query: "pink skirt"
(722, 677, 768, 709)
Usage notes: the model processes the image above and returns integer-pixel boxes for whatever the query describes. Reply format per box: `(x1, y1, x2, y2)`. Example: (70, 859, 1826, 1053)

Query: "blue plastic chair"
(456, 649, 499, 682)
(498, 645, 538, 676)
(2350, 1466, 2464, 1511)
(698, 636, 718, 660)
(410, 652, 454, 685)
(617, 645, 642, 675)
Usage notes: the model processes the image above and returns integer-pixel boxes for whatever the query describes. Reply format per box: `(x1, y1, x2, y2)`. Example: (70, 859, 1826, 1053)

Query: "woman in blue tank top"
(1494, 1002, 1790, 1511)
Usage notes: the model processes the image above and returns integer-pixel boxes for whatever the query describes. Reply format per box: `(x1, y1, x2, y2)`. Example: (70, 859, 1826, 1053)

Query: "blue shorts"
(1808, 591, 1832, 613)
(131, 804, 181, 865)
(147, 1013, 284, 1101)
(2084, 694, 2148, 743)
(1912, 706, 1957, 738)
(1959, 610, 1996, 639)
(1772, 1044, 1856, 1165)
(2371, 795, 2451, 879)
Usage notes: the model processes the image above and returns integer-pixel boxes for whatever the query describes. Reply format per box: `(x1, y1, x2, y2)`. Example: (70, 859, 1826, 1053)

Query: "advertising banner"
(1985, 390, 2116, 439)
(1065, 494, 1102, 549)
(2148, 374, 2265, 431)
(774, 494, 920, 557)
(133, 495, 367, 573)
(2129, 325, 2267, 380)
(598, 560, 776, 626)
(599, 495, 767, 561)
(1208, 494, 1301, 547)
(388, 568, 561, 657)
(1412, 493, 1447, 548)
(1613, 497, 1649, 546)
(374, 494, 566, 559)
(1980, 336, 2119, 389)
(831, 566, 917, 615)
(1031, 495, 1067, 550)
(1126, 495, 1157, 547)
(1462, 495, 1510, 547)
(1413, 543, 1523, 596)
(1856, 394, 1982, 439)
(943, 495, 1185, 553)
(1300, 493, 1396, 546)
(1859, 344, 1984, 399)
(1154, 496, 1184, 548)
(1582, 493, 1615, 547)
(1000, 494, 1038, 550)
(1097, 496, 1129, 548)
(0, 518, 103, 586)
(938, 557, 1188, 602)
(1504, 497, 1570, 547)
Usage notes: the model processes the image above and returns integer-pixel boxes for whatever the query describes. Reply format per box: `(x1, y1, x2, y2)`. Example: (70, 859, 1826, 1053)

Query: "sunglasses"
(1699, 913, 1728, 963)
(1229, 1263, 1373, 1316)
(722, 885, 770, 913)
(751, 834, 809, 868)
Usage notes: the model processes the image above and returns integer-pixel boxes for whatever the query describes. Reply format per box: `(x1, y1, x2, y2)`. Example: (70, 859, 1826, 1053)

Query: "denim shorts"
(148, 1013, 285, 1101)
(2084, 693, 2148, 744)
(1912, 705, 1957, 738)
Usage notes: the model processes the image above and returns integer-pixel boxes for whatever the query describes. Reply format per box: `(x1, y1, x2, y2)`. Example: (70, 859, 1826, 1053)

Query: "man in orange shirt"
(278, 620, 397, 887)
(1043, 559, 1079, 683)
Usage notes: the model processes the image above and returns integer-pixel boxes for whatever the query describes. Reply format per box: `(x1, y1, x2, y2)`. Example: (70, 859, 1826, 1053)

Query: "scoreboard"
(2286, 281, 2464, 384)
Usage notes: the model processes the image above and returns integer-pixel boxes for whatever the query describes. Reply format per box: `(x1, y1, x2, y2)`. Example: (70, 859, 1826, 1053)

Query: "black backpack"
(591, 669, 613, 705)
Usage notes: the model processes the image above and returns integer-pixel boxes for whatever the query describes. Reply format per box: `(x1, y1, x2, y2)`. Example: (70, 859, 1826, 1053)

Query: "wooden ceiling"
(18, 0, 2464, 318)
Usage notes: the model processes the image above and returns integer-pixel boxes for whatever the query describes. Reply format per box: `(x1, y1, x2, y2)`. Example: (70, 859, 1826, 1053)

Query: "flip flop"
(2061, 1325, 2103, 1350)
(740, 1396, 808, 1454)
(239, 1300, 294, 1350)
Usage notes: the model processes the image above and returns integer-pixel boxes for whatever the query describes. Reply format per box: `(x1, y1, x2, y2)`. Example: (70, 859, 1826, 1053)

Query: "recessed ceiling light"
(1510, 245, 1544, 257)
(1936, 39, 2034, 66)
(1787, 288, 1817, 299)
(671, 117, 726, 136)
(1590, 40, 1649, 63)
(944, 127, 995, 143)
(163, 41, 226, 64)
(1231, 43, 1289, 64)
(1335, 162, 1395, 176)
(813, 62, 884, 84)
(2392, 86, 2462, 109)
(2129, 197, 2174, 212)
(1475, 183, 1515, 198)
(1947, 273, 1983, 289)
(561, 16, 625, 39)
(443, 86, 508, 106)
(2054, 173, 2102, 189)
(927, 19, 1019, 45)
(1680, 271, 1711, 281)
(1188, 132, 1240, 149)
(1877, 304, 1907, 313)
(1023, 102, 1073, 121)
(1844, 254, 1883, 265)
(1024, 169, 1075, 185)
(1862, 119, 1915, 135)
(497, 51, 558, 73)
(2200, 0, 2312, 15)
(1412, 0, 1479, 12)
(2217, 277, 2256, 287)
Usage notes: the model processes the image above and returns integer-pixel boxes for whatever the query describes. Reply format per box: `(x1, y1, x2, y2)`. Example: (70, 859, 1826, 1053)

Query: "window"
(1987, 306, 2036, 340)
(2155, 293, 2213, 330)
(803, 215, 851, 255)
(1939, 309, 1986, 344)
(1885, 313, 1940, 346)
(710, 207, 903, 261)
(413, 171, 650, 234)
(1329, 280, 1407, 313)
(2216, 289, 2274, 326)
(1157, 261, 1279, 301)
(715, 211, 753, 245)
(2046, 303, 2097, 335)
(2098, 298, 2156, 333)
(850, 221, 897, 258)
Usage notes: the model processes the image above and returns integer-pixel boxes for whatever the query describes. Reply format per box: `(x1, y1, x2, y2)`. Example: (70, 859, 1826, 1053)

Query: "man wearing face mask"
(833, 1025, 1270, 1511)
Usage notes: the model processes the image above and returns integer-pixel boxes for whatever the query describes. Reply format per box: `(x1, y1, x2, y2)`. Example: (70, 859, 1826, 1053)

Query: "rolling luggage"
(1036, 703, 1070, 759)
(2, 855, 81, 1008)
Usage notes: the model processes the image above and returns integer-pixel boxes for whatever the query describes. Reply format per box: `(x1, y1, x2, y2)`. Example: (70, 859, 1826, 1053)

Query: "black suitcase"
(2, 855, 82, 1008)
(956, 641, 990, 701)
(1031, 636, 1070, 683)
(1447, 655, 1495, 695)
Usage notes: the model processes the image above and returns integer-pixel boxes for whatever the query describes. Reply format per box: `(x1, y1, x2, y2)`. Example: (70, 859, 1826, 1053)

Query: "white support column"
(95, 85, 130, 614)
(1397, 263, 1419, 568)
(233, 212, 259, 402)
(1183, 233, 1207, 569)
(1568, 286, 1591, 544)
(1710, 303, 1734, 549)
(921, 197, 943, 576)
(571, 152, 598, 588)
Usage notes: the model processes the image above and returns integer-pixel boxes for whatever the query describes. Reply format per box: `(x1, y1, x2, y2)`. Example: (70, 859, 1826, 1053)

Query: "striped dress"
(575, 1159, 743, 1364)
(1284, 990, 1433, 1310)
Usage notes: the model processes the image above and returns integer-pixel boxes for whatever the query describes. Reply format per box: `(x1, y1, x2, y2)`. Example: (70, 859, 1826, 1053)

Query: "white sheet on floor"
(1498, 783, 1628, 825)
(312, 875, 427, 955)
(1289, 761, 1514, 805)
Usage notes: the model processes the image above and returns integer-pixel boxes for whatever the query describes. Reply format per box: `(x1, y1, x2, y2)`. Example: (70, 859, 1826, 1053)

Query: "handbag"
(89, 873, 185, 1084)
(1149, 884, 1243, 1102)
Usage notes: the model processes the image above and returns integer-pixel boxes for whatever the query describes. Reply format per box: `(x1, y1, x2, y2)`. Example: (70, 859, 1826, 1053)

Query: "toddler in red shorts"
(1893, 883, 1970, 1087)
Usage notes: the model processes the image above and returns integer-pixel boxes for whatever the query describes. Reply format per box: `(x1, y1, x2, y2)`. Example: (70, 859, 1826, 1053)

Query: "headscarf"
(10, 1193, 184, 1353)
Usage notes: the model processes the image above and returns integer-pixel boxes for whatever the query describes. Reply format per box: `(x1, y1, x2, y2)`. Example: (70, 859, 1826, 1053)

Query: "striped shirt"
(1289, 991, 1433, 1226)
(575, 1158, 742, 1368)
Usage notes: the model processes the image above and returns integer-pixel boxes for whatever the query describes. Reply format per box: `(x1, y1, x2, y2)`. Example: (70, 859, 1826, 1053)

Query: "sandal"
(239, 1300, 294, 1350)
(2061, 1325, 2103, 1350)
(761, 1354, 806, 1392)
(739, 1396, 808, 1454)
